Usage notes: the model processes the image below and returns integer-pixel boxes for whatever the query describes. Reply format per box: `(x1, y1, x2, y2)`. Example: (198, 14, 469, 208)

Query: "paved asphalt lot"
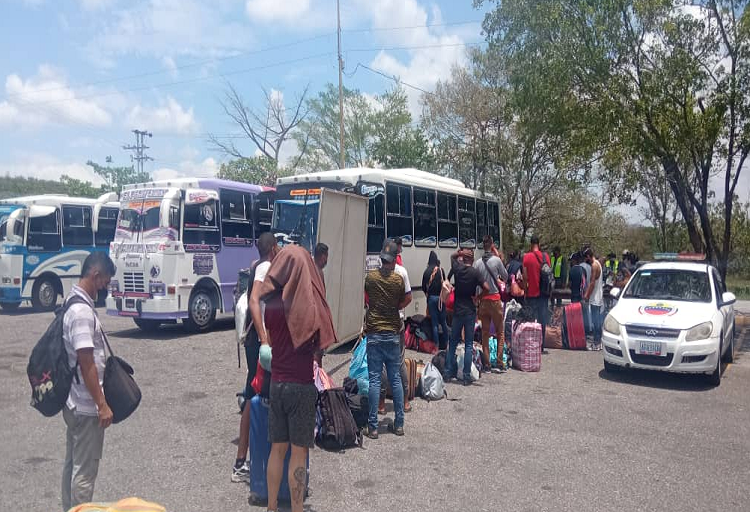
(2, 308, 750, 512)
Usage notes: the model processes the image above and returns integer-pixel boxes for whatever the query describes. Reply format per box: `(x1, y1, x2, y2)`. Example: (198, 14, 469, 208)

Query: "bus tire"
(134, 318, 162, 332)
(32, 275, 59, 311)
(184, 288, 217, 332)
(0, 302, 20, 312)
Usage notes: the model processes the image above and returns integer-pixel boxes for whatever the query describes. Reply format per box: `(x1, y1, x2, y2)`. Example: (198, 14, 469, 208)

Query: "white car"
(602, 260, 736, 386)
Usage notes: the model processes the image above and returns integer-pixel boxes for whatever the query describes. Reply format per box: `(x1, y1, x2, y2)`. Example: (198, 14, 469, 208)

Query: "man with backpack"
(522, 235, 551, 349)
(61, 252, 116, 511)
(473, 235, 508, 371)
(232, 232, 279, 483)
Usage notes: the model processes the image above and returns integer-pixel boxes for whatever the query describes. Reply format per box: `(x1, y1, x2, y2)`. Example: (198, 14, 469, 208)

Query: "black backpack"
(432, 350, 447, 376)
(316, 388, 362, 451)
(27, 296, 88, 417)
(536, 252, 555, 297)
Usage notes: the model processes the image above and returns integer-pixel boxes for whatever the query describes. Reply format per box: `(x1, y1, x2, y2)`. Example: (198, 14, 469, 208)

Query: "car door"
(712, 268, 732, 350)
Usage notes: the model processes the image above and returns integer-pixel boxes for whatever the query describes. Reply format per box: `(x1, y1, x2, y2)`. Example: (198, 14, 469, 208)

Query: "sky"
(0, 0, 488, 187)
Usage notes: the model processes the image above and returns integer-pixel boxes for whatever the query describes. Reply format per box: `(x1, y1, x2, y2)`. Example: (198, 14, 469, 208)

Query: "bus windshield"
(116, 200, 174, 242)
(272, 200, 319, 253)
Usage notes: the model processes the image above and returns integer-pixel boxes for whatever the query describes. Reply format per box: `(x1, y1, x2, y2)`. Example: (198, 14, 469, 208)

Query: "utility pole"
(337, 0, 345, 169)
(123, 129, 153, 175)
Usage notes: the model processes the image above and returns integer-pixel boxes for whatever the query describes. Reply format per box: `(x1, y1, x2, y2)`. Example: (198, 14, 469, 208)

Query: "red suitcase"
(563, 302, 587, 350)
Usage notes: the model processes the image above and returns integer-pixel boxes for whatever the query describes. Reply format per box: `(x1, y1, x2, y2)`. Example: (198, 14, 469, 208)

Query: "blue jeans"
(427, 295, 449, 350)
(366, 333, 404, 431)
(591, 305, 603, 343)
(526, 296, 548, 348)
(446, 313, 475, 379)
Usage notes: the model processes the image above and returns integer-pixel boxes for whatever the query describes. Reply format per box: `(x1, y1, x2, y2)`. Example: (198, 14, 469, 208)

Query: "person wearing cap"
(364, 241, 410, 438)
(445, 248, 489, 384)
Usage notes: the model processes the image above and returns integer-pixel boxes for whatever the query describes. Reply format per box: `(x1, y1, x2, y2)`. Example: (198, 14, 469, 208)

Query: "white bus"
(274, 168, 501, 318)
(106, 178, 274, 332)
(0, 193, 120, 311)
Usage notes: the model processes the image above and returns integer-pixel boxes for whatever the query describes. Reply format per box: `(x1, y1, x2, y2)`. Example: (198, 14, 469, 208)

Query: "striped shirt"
(63, 285, 106, 416)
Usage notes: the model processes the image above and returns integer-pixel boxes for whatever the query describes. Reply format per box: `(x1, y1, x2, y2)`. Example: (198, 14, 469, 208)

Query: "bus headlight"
(603, 314, 621, 336)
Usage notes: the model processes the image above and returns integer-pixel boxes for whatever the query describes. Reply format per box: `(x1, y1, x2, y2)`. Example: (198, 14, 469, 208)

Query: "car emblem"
(645, 329, 658, 336)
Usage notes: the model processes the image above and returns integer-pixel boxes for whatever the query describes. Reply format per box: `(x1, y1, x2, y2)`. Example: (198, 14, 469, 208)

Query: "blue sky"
(0, 0, 489, 185)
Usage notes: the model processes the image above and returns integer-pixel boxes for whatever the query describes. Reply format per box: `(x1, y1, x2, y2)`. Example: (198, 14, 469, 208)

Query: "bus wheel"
(32, 277, 58, 311)
(184, 289, 216, 332)
(0, 302, 20, 312)
(134, 318, 162, 332)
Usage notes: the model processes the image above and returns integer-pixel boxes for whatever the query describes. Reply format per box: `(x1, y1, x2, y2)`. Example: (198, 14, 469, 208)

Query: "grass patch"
(727, 277, 750, 300)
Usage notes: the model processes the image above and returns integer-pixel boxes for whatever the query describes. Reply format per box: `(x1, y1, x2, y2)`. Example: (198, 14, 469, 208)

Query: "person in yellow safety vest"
(604, 253, 619, 286)
(549, 246, 567, 306)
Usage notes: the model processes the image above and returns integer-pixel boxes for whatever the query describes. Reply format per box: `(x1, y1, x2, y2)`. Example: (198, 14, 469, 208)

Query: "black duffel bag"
(102, 332, 141, 424)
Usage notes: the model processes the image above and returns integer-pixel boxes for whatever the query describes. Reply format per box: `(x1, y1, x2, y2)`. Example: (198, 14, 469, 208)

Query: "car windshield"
(623, 269, 711, 303)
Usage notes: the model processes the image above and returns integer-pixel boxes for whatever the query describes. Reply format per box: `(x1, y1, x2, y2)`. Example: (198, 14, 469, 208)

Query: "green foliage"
(295, 83, 432, 172)
(216, 156, 291, 187)
(59, 175, 102, 198)
(86, 161, 149, 195)
(0, 175, 69, 200)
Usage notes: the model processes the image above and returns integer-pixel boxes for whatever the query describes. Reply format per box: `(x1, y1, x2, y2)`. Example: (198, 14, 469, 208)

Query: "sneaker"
(594, 343, 603, 351)
(586, 343, 594, 351)
(365, 428, 379, 440)
(389, 424, 405, 436)
(231, 462, 250, 483)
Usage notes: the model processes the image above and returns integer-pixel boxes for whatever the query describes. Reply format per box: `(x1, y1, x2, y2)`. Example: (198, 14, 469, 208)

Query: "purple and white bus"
(106, 178, 274, 332)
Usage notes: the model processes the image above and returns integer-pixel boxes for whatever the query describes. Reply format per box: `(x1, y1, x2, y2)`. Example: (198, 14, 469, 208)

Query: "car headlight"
(603, 314, 621, 335)
(685, 321, 713, 342)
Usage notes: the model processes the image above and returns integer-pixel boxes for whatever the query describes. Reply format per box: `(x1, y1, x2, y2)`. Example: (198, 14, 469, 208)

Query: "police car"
(602, 254, 736, 386)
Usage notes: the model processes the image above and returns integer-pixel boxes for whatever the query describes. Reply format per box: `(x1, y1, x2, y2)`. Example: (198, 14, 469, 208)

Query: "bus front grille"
(123, 272, 145, 293)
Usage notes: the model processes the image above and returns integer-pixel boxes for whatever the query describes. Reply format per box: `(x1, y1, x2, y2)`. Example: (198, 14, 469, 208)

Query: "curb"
(737, 314, 750, 328)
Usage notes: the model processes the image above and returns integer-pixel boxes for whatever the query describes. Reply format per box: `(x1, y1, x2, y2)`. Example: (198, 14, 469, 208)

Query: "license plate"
(125, 298, 135, 308)
(637, 340, 664, 356)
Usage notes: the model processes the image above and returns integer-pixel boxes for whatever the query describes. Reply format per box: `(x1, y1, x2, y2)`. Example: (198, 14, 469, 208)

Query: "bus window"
(458, 197, 476, 248)
(183, 200, 220, 250)
(413, 187, 436, 247)
(220, 190, 253, 245)
(489, 202, 500, 244)
(95, 207, 118, 246)
(386, 182, 412, 246)
(253, 192, 274, 236)
(437, 192, 457, 248)
(62, 205, 93, 247)
(169, 205, 181, 235)
(367, 193, 385, 254)
(476, 200, 488, 242)
(28, 210, 61, 252)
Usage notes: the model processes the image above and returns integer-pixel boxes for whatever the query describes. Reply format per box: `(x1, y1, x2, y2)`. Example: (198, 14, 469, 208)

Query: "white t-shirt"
(249, 260, 271, 330)
(395, 263, 411, 319)
(63, 286, 106, 417)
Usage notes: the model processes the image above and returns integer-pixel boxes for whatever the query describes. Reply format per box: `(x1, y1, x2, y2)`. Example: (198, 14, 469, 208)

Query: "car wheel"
(0, 302, 20, 312)
(603, 359, 620, 373)
(32, 277, 58, 311)
(707, 341, 722, 387)
(184, 289, 217, 332)
(134, 319, 162, 332)
(721, 330, 734, 364)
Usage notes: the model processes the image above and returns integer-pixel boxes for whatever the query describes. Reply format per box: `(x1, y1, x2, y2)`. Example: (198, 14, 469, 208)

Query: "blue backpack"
(348, 337, 368, 396)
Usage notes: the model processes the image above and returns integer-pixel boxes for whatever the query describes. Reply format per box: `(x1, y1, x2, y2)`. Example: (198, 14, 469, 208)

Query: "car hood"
(612, 298, 713, 328)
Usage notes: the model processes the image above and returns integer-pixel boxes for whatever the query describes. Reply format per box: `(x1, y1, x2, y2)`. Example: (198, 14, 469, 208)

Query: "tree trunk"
(661, 157, 703, 252)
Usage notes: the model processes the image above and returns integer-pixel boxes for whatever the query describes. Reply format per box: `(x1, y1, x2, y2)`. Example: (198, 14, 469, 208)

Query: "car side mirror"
(720, 291, 736, 307)
(610, 287, 621, 299)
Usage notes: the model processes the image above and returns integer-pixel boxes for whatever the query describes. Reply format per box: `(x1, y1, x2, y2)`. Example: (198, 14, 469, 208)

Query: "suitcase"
(249, 396, 309, 505)
(563, 302, 587, 350)
(543, 325, 564, 349)
(384, 358, 419, 401)
(511, 322, 542, 372)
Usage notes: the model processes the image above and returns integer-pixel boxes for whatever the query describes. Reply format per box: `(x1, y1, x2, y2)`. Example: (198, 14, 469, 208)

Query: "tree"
(59, 175, 101, 198)
(209, 83, 309, 169)
(86, 160, 149, 194)
(294, 83, 374, 171)
(216, 156, 291, 188)
(478, 0, 750, 279)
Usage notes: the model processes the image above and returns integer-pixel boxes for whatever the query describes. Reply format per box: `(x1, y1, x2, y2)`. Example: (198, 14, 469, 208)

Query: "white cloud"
(152, 157, 218, 180)
(0, 65, 112, 130)
(245, 0, 314, 25)
(87, 0, 256, 66)
(78, 0, 114, 10)
(0, 154, 105, 186)
(126, 96, 200, 135)
(161, 55, 178, 79)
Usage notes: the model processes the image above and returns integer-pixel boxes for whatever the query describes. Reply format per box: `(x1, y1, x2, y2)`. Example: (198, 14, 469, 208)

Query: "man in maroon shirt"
(522, 235, 550, 348)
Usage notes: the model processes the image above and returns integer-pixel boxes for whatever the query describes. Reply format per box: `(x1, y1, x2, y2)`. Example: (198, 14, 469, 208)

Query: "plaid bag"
(511, 322, 542, 372)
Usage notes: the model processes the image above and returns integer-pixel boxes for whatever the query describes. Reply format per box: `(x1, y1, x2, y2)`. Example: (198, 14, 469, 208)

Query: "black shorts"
(243, 328, 260, 400)
(268, 381, 317, 448)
